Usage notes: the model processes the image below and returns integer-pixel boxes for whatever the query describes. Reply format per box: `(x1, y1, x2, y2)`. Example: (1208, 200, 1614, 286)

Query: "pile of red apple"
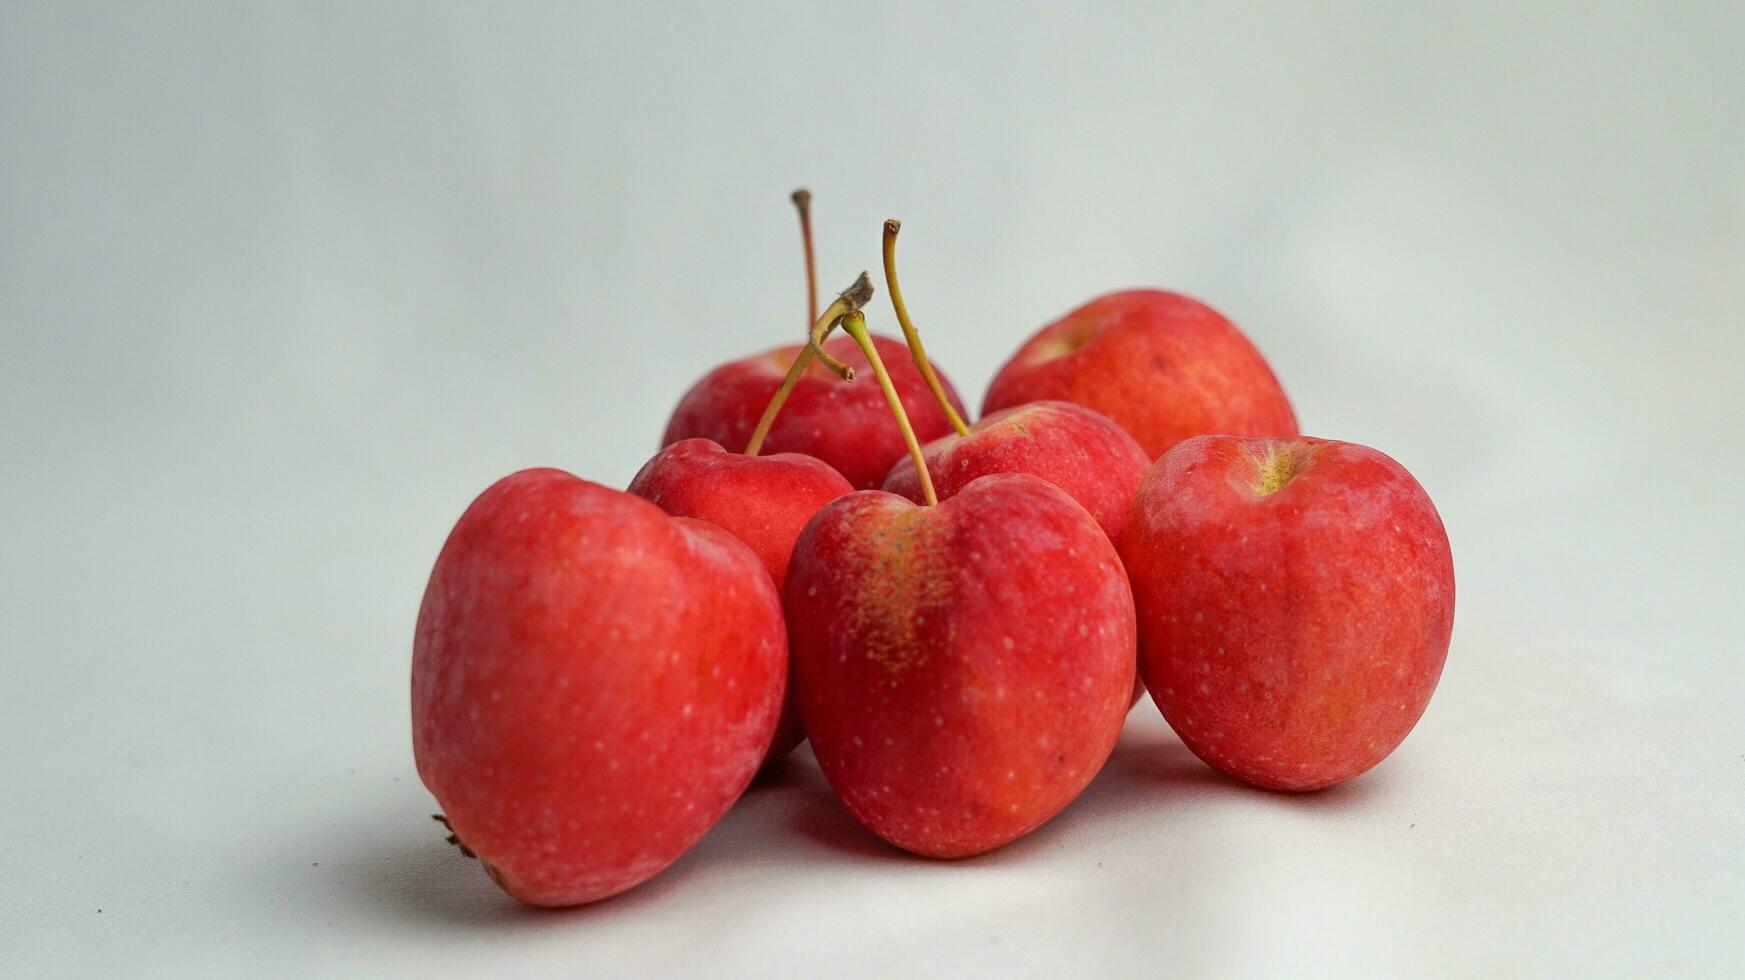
(411, 192, 1455, 906)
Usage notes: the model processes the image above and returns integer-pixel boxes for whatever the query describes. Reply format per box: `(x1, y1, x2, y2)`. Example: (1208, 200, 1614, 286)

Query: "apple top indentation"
(1249, 443, 1315, 497)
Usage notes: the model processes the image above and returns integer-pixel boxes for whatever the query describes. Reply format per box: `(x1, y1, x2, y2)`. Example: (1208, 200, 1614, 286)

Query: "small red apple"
(412, 469, 786, 905)
(629, 438, 852, 609)
(629, 438, 852, 765)
(882, 401, 1148, 542)
(784, 311, 1135, 858)
(1119, 435, 1454, 791)
(984, 289, 1298, 458)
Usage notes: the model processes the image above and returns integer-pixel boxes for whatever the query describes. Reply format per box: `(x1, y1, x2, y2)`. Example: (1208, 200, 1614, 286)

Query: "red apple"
(1119, 435, 1454, 791)
(629, 439, 852, 602)
(664, 333, 968, 490)
(881, 400, 1149, 542)
(628, 438, 852, 766)
(781, 309, 1134, 858)
(412, 468, 786, 905)
(983, 289, 1298, 458)
(786, 474, 1135, 857)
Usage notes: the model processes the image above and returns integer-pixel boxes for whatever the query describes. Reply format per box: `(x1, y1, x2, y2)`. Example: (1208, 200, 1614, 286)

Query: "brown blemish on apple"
(850, 512, 953, 676)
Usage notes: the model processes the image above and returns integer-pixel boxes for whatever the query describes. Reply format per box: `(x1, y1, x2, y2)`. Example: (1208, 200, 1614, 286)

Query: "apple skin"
(629, 439, 853, 595)
(664, 332, 968, 490)
(880, 400, 1150, 543)
(784, 474, 1136, 858)
(1119, 436, 1454, 791)
(412, 468, 786, 906)
(628, 438, 853, 767)
(983, 289, 1298, 459)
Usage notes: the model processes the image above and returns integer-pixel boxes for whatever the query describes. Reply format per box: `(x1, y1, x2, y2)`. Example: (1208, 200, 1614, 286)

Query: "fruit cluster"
(411, 191, 1455, 907)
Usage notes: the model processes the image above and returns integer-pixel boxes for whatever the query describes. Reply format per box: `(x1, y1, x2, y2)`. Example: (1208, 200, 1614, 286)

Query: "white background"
(3, 2, 1742, 976)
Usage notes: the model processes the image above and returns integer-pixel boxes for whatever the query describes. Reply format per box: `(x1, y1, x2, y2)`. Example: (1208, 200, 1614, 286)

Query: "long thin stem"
(838, 311, 937, 506)
(792, 189, 818, 326)
(745, 273, 874, 457)
(883, 219, 969, 437)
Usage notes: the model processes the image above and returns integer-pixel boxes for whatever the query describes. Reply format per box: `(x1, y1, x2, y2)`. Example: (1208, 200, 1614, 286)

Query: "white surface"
(3, 3, 1743, 976)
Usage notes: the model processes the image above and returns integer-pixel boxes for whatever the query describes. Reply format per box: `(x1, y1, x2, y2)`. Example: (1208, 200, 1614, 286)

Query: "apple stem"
(838, 310, 937, 506)
(883, 219, 970, 437)
(806, 316, 856, 381)
(745, 272, 874, 457)
(792, 189, 818, 326)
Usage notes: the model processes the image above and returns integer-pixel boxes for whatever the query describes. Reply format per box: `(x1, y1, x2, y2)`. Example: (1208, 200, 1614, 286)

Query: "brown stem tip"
(839, 271, 874, 313)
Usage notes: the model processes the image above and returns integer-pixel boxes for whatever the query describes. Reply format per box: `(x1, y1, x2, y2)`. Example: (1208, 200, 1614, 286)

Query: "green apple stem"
(745, 272, 874, 457)
(883, 219, 970, 437)
(792, 189, 818, 326)
(806, 304, 856, 381)
(838, 310, 938, 506)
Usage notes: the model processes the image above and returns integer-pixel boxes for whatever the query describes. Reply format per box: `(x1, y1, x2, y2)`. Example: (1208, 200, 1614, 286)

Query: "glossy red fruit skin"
(412, 469, 786, 906)
(983, 289, 1298, 459)
(881, 400, 1150, 542)
(785, 475, 1136, 858)
(663, 333, 968, 490)
(1119, 436, 1454, 791)
(628, 439, 853, 766)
